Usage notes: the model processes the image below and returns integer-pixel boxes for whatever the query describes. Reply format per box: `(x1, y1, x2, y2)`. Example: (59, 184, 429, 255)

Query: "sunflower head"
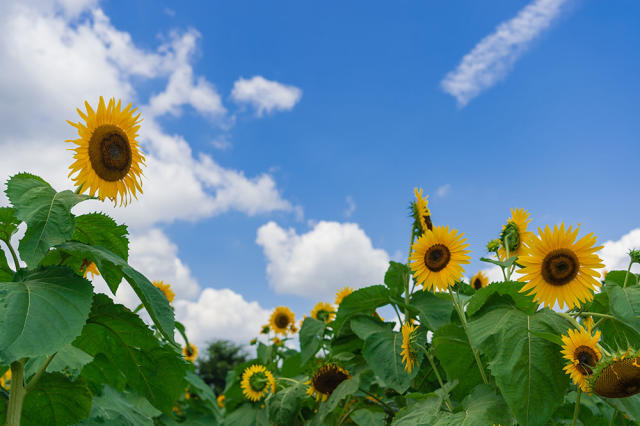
(306, 364, 350, 402)
(470, 271, 489, 290)
(409, 225, 471, 292)
(0, 369, 11, 390)
(289, 323, 299, 334)
(269, 306, 295, 335)
(153, 280, 175, 303)
(311, 302, 335, 324)
(561, 326, 601, 392)
(630, 249, 640, 265)
(183, 343, 198, 362)
(518, 224, 604, 309)
(81, 259, 100, 279)
(589, 348, 640, 398)
(240, 364, 276, 402)
(216, 394, 225, 408)
(413, 187, 433, 235)
(260, 324, 270, 335)
(67, 96, 145, 206)
(272, 337, 283, 346)
(498, 208, 533, 260)
(401, 322, 420, 373)
(334, 287, 354, 306)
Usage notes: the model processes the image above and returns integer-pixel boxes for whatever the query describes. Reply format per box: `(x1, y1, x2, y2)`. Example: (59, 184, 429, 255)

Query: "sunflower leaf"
(5, 173, 91, 267)
(185, 370, 221, 418)
(311, 374, 360, 426)
(410, 290, 453, 331)
(391, 393, 442, 425)
(21, 372, 92, 426)
(72, 294, 186, 414)
(55, 241, 175, 343)
(300, 317, 326, 364)
(80, 385, 158, 426)
(584, 290, 640, 350)
(332, 285, 391, 333)
(266, 381, 307, 426)
(384, 261, 410, 297)
(0, 207, 20, 243)
(0, 249, 13, 282)
(0, 266, 93, 364)
(466, 281, 537, 317)
(362, 330, 416, 394)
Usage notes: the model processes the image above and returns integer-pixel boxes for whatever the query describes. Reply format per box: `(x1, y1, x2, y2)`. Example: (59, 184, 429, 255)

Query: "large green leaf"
(432, 323, 483, 400)
(79, 385, 158, 426)
(185, 370, 221, 417)
(56, 241, 175, 343)
(21, 372, 92, 426)
(0, 249, 13, 282)
(384, 261, 410, 296)
(410, 290, 453, 331)
(73, 294, 186, 413)
(0, 266, 93, 363)
(586, 291, 640, 349)
(469, 307, 572, 426)
(300, 317, 326, 364)
(350, 315, 394, 341)
(24, 344, 93, 380)
(351, 408, 387, 425)
(5, 173, 90, 267)
(391, 393, 442, 425)
(607, 283, 640, 332)
(446, 384, 511, 426)
(332, 285, 390, 332)
(80, 353, 127, 394)
(466, 281, 537, 316)
(225, 404, 269, 426)
(266, 382, 307, 426)
(0, 207, 20, 242)
(362, 329, 416, 393)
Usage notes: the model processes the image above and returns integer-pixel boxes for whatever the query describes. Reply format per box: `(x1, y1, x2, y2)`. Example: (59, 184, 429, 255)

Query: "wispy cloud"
(436, 184, 451, 198)
(441, 0, 569, 106)
(344, 196, 356, 217)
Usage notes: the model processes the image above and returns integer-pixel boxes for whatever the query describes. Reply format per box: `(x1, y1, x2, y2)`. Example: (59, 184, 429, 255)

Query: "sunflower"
(401, 322, 419, 373)
(306, 364, 350, 402)
(414, 187, 432, 233)
(334, 287, 354, 306)
(272, 337, 283, 346)
(470, 271, 489, 290)
(260, 324, 270, 335)
(590, 349, 640, 398)
(81, 260, 101, 279)
(561, 326, 601, 392)
(240, 365, 276, 402)
(183, 343, 198, 362)
(311, 302, 335, 323)
(409, 225, 471, 292)
(518, 224, 604, 309)
(0, 369, 11, 390)
(67, 96, 145, 206)
(216, 394, 225, 408)
(498, 208, 534, 260)
(289, 323, 299, 334)
(269, 306, 295, 335)
(153, 280, 175, 303)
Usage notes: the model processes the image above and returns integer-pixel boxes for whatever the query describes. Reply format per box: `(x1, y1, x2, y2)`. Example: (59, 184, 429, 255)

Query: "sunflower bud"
(500, 222, 520, 254)
(486, 239, 501, 254)
(250, 338, 257, 345)
(629, 249, 640, 265)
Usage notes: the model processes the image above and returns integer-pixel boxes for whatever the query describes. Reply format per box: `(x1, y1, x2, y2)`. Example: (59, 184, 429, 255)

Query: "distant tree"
(196, 339, 248, 394)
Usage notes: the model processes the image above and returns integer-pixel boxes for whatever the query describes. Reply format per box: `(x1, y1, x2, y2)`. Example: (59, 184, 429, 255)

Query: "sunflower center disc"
(424, 215, 433, 231)
(541, 248, 579, 286)
(275, 314, 290, 329)
(473, 278, 482, 290)
(594, 357, 640, 398)
(313, 367, 348, 395)
(424, 244, 451, 272)
(89, 124, 132, 181)
(575, 345, 598, 375)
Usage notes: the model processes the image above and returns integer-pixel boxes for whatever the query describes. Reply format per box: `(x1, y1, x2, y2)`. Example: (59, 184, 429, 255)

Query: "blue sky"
(1, 0, 639, 347)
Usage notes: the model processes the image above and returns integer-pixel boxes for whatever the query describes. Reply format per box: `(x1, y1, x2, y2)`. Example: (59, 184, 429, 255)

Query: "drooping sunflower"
(153, 280, 175, 303)
(470, 271, 489, 290)
(67, 96, 145, 206)
(401, 322, 419, 373)
(183, 343, 198, 362)
(561, 326, 601, 392)
(240, 365, 276, 402)
(414, 187, 433, 233)
(334, 286, 354, 306)
(589, 349, 640, 398)
(269, 306, 295, 335)
(518, 224, 604, 309)
(498, 208, 534, 260)
(0, 369, 11, 390)
(311, 302, 335, 323)
(409, 225, 471, 292)
(82, 260, 101, 279)
(216, 394, 225, 408)
(306, 364, 350, 402)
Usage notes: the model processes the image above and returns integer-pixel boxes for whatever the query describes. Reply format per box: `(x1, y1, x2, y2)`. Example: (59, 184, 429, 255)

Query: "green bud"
(500, 222, 520, 253)
(630, 249, 640, 265)
(486, 239, 501, 253)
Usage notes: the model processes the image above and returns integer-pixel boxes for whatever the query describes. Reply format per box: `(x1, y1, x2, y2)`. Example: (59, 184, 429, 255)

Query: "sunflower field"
(1, 98, 640, 426)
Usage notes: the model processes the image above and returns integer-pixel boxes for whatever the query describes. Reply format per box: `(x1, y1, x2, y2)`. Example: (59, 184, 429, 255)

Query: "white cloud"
(256, 221, 390, 299)
(436, 184, 451, 198)
(600, 228, 640, 274)
(344, 196, 356, 218)
(231, 76, 302, 116)
(441, 0, 569, 106)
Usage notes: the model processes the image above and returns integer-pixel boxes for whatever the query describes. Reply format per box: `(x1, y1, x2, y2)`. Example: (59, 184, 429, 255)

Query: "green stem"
(504, 238, 512, 281)
(391, 303, 403, 326)
(417, 345, 453, 412)
(404, 227, 416, 321)
(25, 353, 56, 393)
(569, 312, 616, 321)
(571, 388, 582, 426)
(359, 388, 396, 414)
(2, 239, 20, 271)
(133, 304, 144, 314)
(6, 360, 26, 426)
(608, 409, 617, 426)
(623, 260, 633, 288)
(447, 287, 489, 384)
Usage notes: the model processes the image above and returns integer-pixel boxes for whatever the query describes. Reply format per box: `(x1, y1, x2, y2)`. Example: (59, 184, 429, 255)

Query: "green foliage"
(79, 385, 159, 426)
(466, 280, 537, 316)
(332, 285, 390, 332)
(0, 207, 20, 243)
(266, 382, 307, 425)
(300, 317, 326, 364)
(0, 249, 13, 282)
(410, 290, 453, 331)
(384, 261, 410, 296)
(362, 329, 416, 393)
(196, 339, 248, 395)
(185, 370, 222, 417)
(0, 266, 93, 363)
(5, 173, 90, 267)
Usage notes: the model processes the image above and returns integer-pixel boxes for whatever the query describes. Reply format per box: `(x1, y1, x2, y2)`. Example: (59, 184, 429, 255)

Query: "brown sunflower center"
(185, 347, 193, 357)
(312, 366, 349, 395)
(275, 313, 290, 329)
(575, 345, 598, 375)
(424, 244, 451, 272)
(473, 278, 482, 290)
(89, 124, 132, 182)
(541, 248, 579, 286)
(594, 358, 640, 398)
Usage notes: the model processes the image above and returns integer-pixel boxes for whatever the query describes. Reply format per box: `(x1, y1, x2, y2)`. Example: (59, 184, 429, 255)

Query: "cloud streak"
(441, 0, 569, 106)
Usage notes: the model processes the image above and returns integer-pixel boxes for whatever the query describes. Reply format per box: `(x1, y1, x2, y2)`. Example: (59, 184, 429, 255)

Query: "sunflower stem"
(133, 304, 144, 314)
(418, 345, 453, 412)
(608, 409, 617, 426)
(623, 260, 633, 288)
(447, 287, 489, 385)
(6, 360, 26, 426)
(25, 353, 56, 393)
(404, 227, 416, 321)
(2, 239, 20, 271)
(358, 388, 396, 414)
(571, 388, 582, 426)
(569, 312, 615, 321)
(504, 238, 512, 281)
(391, 304, 404, 326)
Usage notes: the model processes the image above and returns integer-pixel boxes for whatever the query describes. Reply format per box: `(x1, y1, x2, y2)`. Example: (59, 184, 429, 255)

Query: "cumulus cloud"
(441, 0, 569, 106)
(256, 221, 390, 299)
(600, 228, 640, 274)
(231, 76, 302, 116)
